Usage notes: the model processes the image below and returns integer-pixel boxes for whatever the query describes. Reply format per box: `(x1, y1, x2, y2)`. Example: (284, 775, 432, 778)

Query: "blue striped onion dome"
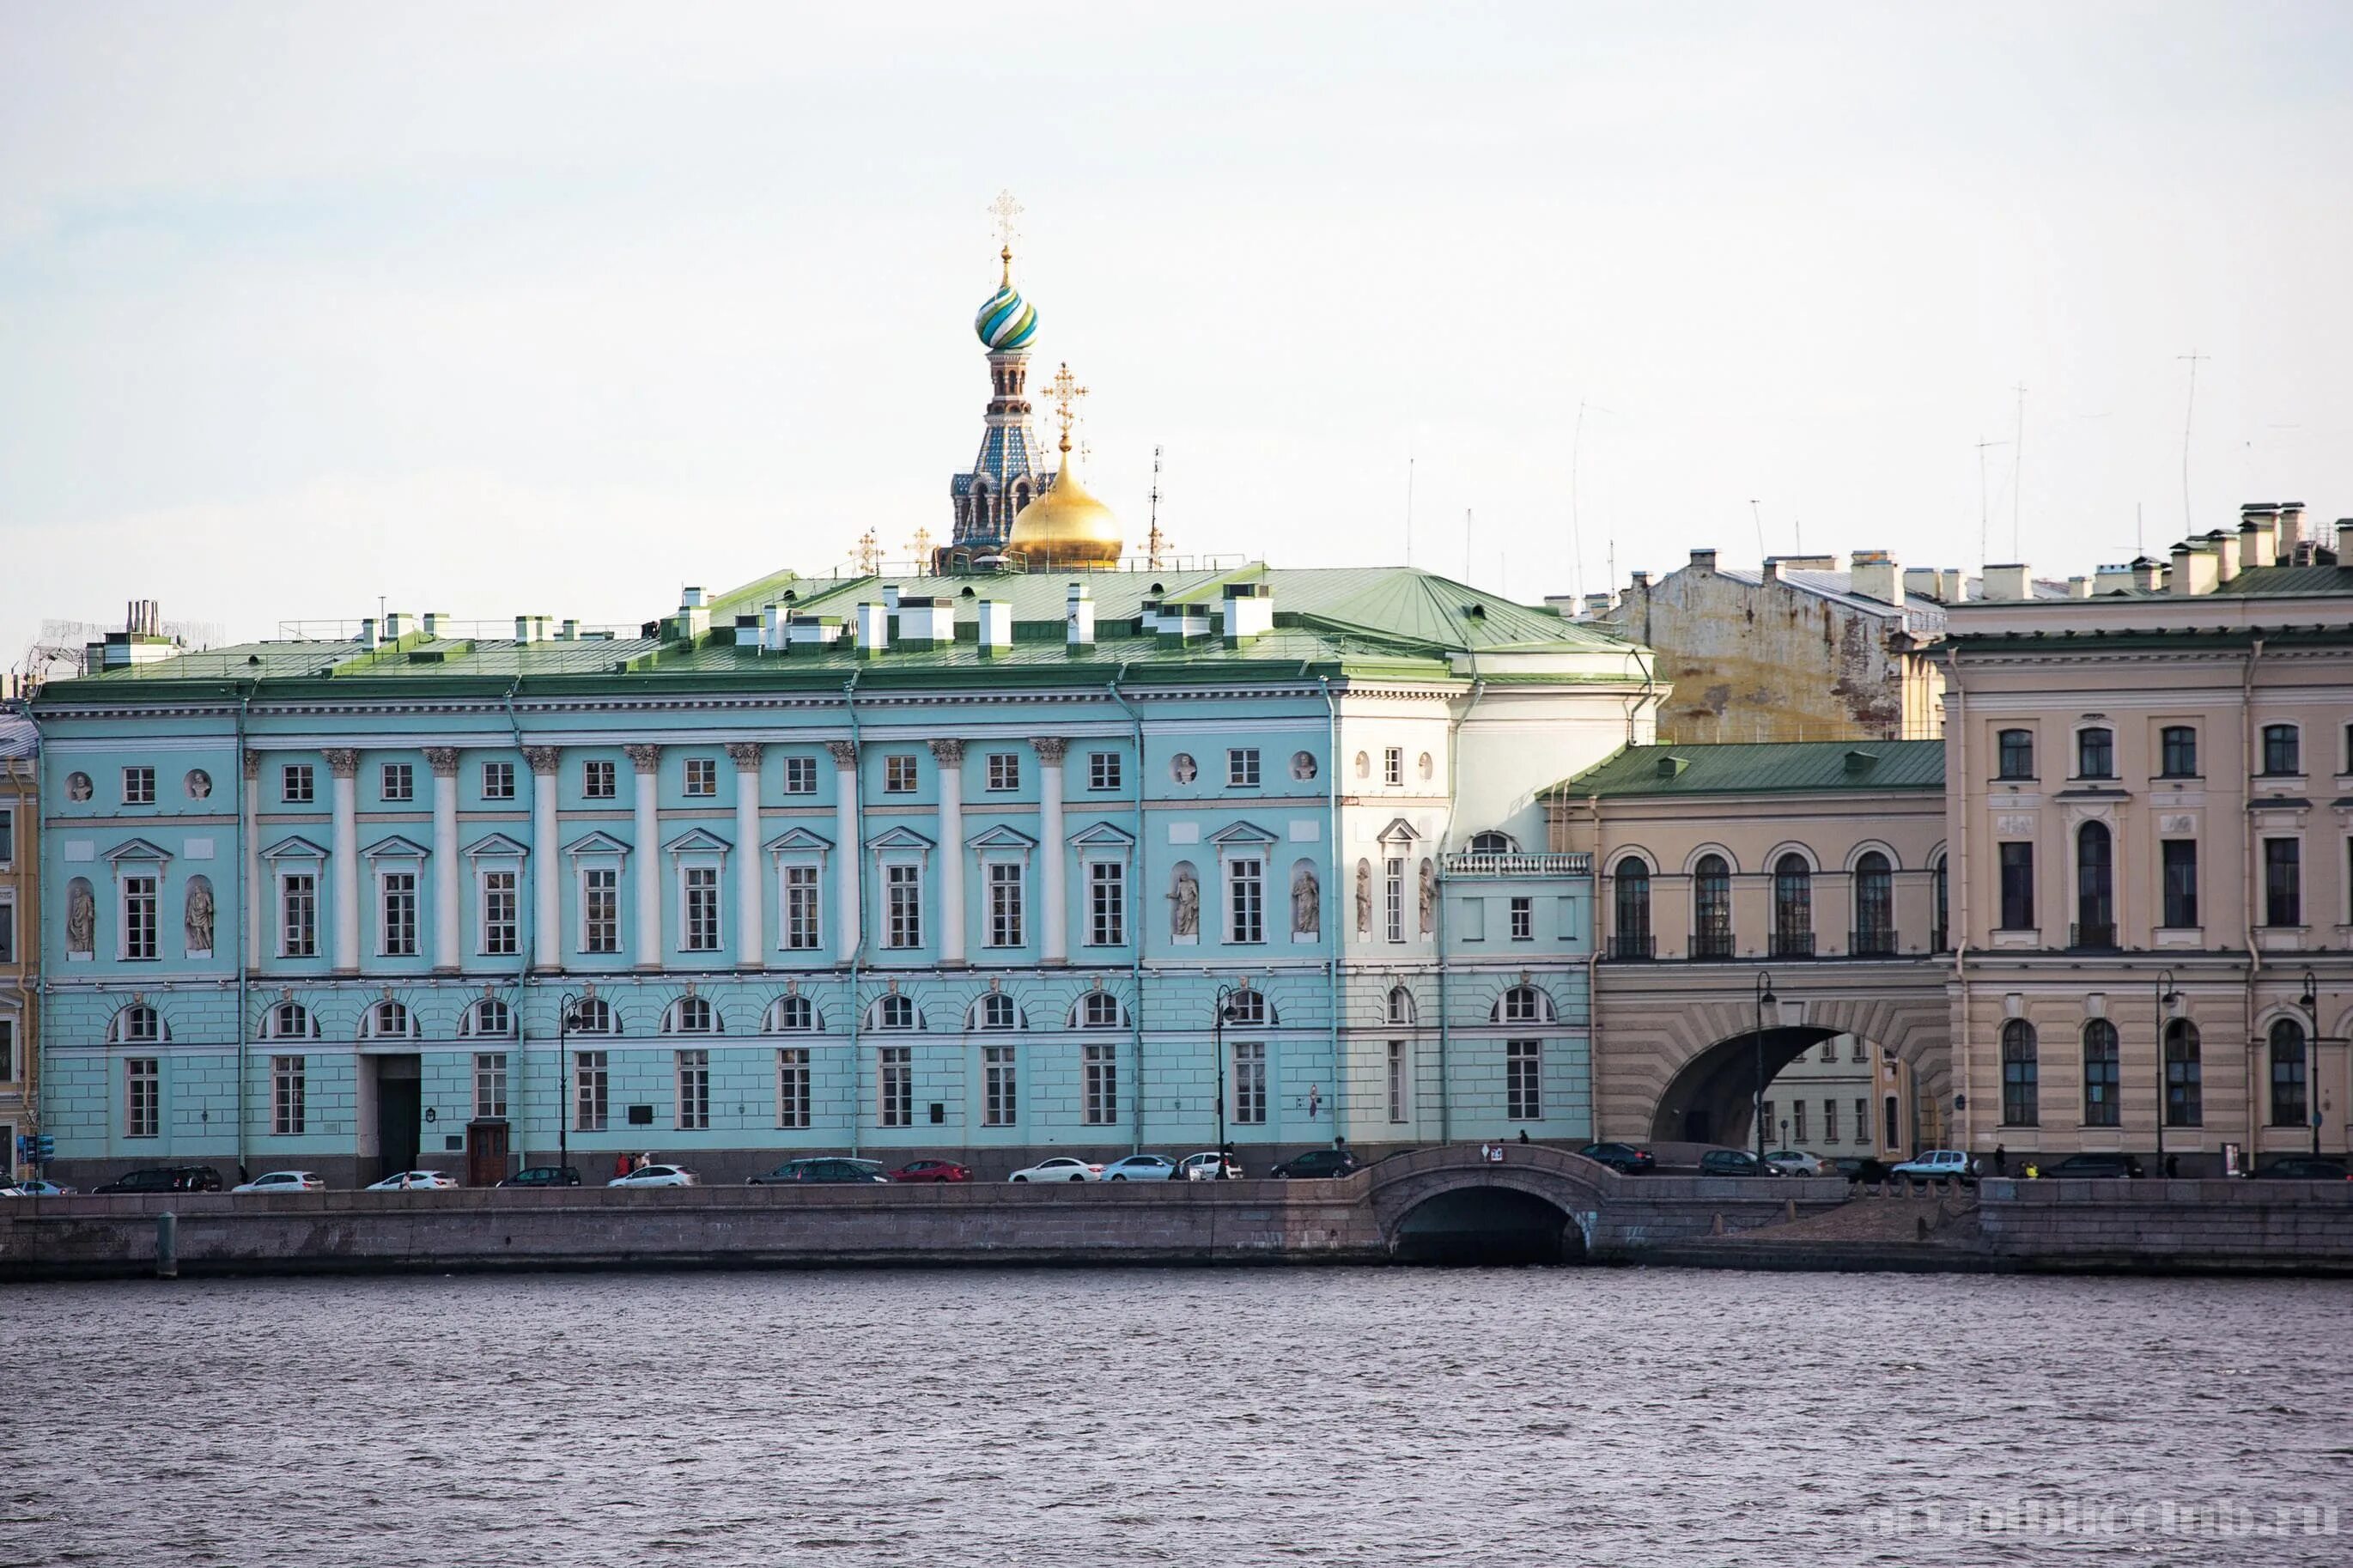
(975, 282, 1038, 353)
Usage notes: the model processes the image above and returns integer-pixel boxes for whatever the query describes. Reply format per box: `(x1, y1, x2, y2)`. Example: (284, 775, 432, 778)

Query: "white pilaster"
(830, 740, 860, 963)
(1037, 737, 1067, 964)
(243, 750, 263, 969)
(326, 749, 360, 974)
(427, 748, 461, 971)
(527, 747, 561, 972)
(729, 742, 764, 969)
(933, 738, 966, 965)
(628, 744, 662, 969)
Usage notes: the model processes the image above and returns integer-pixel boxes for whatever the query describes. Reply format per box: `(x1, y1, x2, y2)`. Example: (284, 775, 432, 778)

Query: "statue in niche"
(1292, 864, 1319, 937)
(185, 769, 212, 800)
(1169, 863, 1200, 938)
(1354, 859, 1373, 938)
(66, 773, 92, 803)
(185, 875, 216, 953)
(1170, 753, 1197, 785)
(1419, 857, 1438, 936)
(66, 878, 95, 955)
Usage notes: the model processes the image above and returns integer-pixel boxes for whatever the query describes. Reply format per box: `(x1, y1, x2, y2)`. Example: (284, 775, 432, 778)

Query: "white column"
(527, 746, 561, 972)
(326, 749, 361, 974)
(627, 744, 662, 969)
(427, 748, 461, 971)
(830, 740, 860, 963)
(932, 738, 966, 966)
(729, 742, 764, 969)
(242, 749, 263, 969)
(1037, 737, 1067, 964)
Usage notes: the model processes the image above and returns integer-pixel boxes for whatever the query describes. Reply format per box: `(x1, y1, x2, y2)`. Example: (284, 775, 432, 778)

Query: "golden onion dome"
(1007, 453, 1122, 570)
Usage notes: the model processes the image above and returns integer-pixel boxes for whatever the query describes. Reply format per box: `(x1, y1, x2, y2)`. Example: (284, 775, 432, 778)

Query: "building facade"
(1, 710, 35, 1181)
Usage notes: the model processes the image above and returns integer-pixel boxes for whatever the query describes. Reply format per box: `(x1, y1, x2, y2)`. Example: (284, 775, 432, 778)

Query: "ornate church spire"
(945, 191, 1052, 565)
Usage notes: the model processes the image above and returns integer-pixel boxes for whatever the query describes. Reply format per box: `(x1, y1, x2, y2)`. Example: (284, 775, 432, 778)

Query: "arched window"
(664, 996, 718, 1034)
(2269, 1018, 2308, 1128)
(568, 997, 617, 1036)
(112, 1004, 166, 1044)
(764, 995, 818, 1033)
(871, 994, 920, 1030)
(2075, 823, 2113, 948)
(1219, 988, 1272, 1026)
(972, 994, 1019, 1031)
(1693, 854, 1732, 957)
(2082, 1019, 2119, 1127)
(2261, 723, 2301, 776)
(1070, 992, 1122, 1029)
(264, 1001, 315, 1041)
(1613, 857, 1651, 958)
(1999, 1018, 2038, 1127)
(2075, 726, 2114, 780)
(1931, 855, 1949, 951)
(461, 998, 512, 1038)
(1468, 830, 1516, 854)
(1772, 854, 1813, 957)
(2163, 1018, 2202, 1127)
(1853, 852, 1893, 953)
(1493, 985, 1555, 1024)
(362, 1000, 415, 1040)
(1386, 985, 1416, 1025)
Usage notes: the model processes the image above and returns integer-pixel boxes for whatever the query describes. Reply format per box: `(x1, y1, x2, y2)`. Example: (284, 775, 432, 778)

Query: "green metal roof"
(1547, 739, 1947, 799)
(2210, 562, 2353, 597)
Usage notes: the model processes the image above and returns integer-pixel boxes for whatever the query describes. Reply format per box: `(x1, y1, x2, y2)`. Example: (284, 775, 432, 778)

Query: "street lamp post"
(1754, 970, 1777, 1170)
(1211, 983, 1241, 1177)
(2155, 969, 2180, 1176)
(556, 988, 588, 1173)
(2301, 969, 2321, 1158)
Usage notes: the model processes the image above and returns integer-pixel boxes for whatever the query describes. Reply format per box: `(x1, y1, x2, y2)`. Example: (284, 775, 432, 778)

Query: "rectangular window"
(1460, 897, 1487, 941)
(1506, 1040, 1542, 1121)
(381, 763, 415, 803)
(879, 1045, 913, 1127)
(2075, 728, 2113, 779)
(684, 866, 722, 951)
(986, 752, 1019, 792)
(1856, 1097, 1871, 1144)
(1083, 1043, 1119, 1126)
(380, 872, 418, 957)
(1086, 861, 1125, 947)
(1228, 858, 1265, 945)
(1823, 1097, 1839, 1144)
(482, 871, 520, 955)
(2161, 840, 2198, 928)
(575, 1051, 609, 1132)
(1996, 729, 2034, 781)
(885, 864, 922, 949)
(1509, 896, 1534, 941)
(0, 898, 12, 966)
(983, 1045, 1018, 1127)
(122, 875, 159, 961)
(1226, 748, 1261, 788)
(782, 756, 818, 794)
(1088, 751, 1122, 791)
(472, 1052, 508, 1120)
(281, 872, 318, 957)
(987, 862, 1024, 948)
(125, 1055, 161, 1137)
(122, 766, 155, 805)
(2160, 726, 2198, 778)
(482, 761, 516, 800)
(582, 867, 620, 953)
(1232, 1040, 1267, 1124)
(782, 865, 821, 950)
(582, 759, 617, 799)
(0, 805, 13, 865)
(776, 1048, 812, 1129)
(676, 1049, 711, 1130)
(684, 757, 717, 797)
(1793, 1100, 1808, 1145)
(1997, 842, 2034, 931)
(884, 754, 919, 794)
(1388, 1040, 1408, 1123)
(271, 1055, 307, 1136)
(2264, 838, 2301, 927)
(1384, 857, 1405, 943)
(1383, 746, 1403, 787)
(283, 763, 314, 804)
(2262, 724, 2301, 777)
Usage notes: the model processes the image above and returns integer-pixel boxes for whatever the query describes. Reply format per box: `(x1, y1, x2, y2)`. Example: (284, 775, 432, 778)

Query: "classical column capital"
(727, 741, 765, 769)
(928, 738, 965, 765)
(1033, 737, 1067, 764)
(524, 745, 562, 776)
(826, 738, 859, 767)
(243, 749, 262, 781)
(324, 748, 361, 779)
(624, 744, 663, 775)
(424, 747, 462, 778)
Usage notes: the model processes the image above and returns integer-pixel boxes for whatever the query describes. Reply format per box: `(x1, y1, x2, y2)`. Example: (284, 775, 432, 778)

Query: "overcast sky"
(3, 2, 2349, 661)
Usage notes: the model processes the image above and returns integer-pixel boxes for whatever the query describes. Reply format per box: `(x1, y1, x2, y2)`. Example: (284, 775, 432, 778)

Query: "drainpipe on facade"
(2241, 637, 2266, 1170)
(1317, 674, 1344, 1149)
(1946, 652, 1969, 1162)
(1106, 667, 1147, 1155)
(841, 672, 866, 1158)
(500, 678, 535, 1162)
(1583, 789, 1604, 1140)
(1434, 653, 1490, 1145)
(234, 689, 252, 1179)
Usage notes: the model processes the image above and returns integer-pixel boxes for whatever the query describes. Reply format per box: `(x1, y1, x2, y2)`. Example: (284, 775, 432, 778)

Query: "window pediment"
(259, 834, 328, 863)
(563, 830, 632, 860)
(763, 826, 834, 855)
(361, 834, 431, 862)
(465, 831, 531, 861)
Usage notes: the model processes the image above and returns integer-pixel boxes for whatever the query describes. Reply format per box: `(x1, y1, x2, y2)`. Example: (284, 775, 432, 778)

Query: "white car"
(608, 1164, 699, 1188)
(1763, 1150, 1824, 1176)
(1176, 1151, 1243, 1182)
(1008, 1157, 1103, 1183)
(233, 1170, 326, 1194)
(1, 1178, 75, 1198)
(1098, 1154, 1177, 1182)
(366, 1170, 459, 1191)
(1888, 1150, 1977, 1182)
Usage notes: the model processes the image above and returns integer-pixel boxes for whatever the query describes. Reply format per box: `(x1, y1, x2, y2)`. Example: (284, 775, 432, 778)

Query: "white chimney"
(1938, 568, 1965, 603)
(1849, 550, 1901, 605)
(2093, 563, 2133, 595)
(2338, 519, 2353, 562)
(2277, 501, 2307, 552)
(897, 596, 953, 647)
(1981, 563, 2032, 601)
(358, 617, 379, 651)
(1066, 582, 1096, 648)
(2131, 558, 2166, 593)
(1219, 581, 1274, 643)
(733, 616, 763, 648)
(557, 618, 579, 641)
(2066, 576, 2092, 599)
(787, 614, 845, 648)
(855, 601, 890, 655)
(421, 612, 447, 638)
(2241, 505, 2279, 568)
(514, 615, 533, 643)
(761, 605, 784, 650)
(976, 599, 1012, 653)
(680, 586, 706, 609)
(2209, 531, 2240, 582)
(2169, 544, 2218, 596)
(881, 585, 901, 611)
(382, 611, 406, 641)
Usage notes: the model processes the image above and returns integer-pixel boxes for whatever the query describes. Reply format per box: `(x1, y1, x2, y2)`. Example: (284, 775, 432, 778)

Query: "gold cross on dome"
(1045, 361, 1088, 453)
(908, 526, 933, 561)
(990, 190, 1023, 258)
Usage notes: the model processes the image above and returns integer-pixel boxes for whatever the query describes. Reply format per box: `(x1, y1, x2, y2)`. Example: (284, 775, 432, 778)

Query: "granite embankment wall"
(1976, 1177, 2353, 1273)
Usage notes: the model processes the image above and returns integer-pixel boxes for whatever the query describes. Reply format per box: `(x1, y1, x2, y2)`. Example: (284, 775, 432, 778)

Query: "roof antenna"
(1749, 499, 1766, 562)
(1569, 404, 1586, 601)
(1404, 448, 1415, 569)
(1974, 435, 2009, 568)
(2177, 350, 2208, 535)
(1145, 446, 1169, 569)
(2011, 382, 2027, 562)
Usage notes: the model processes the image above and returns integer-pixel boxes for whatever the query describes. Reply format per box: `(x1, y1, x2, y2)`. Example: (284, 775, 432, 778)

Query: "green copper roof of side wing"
(1549, 739, 1947, 799)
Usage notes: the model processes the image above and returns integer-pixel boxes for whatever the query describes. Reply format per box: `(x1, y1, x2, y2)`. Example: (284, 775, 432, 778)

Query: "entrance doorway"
(370, 1054, 422, 1182)
(465, 1119, 510, 1188)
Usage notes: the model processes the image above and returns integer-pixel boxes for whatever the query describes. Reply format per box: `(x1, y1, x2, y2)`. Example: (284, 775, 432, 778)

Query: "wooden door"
(465, 1119, 510, 1188)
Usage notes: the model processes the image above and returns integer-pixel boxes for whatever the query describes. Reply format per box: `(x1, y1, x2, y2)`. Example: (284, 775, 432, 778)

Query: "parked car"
(1008, 1157, 1103, 1183)
(1098, 1154, 1178, 1182)
(608, 1164, 698, 1188)
(1764, 1149, 1824, 1176)
(0, 1178, 75, 1198)
(1578, 1142, 1656, 1175)
(747, 1158, 889, 1185)
(232, 1170, 326, 1194)
(1888, 1150, 1977, 1182)
(2253, 1155, 2351, 1181)
(1697, 1149, 1782, 1177)
(2043, 1152, 2144, 1180)
(366, 1170, 459, 1191)
(92, 1165, 223, 1194)
(1268, 1149, 1361, 1179)
(1176, 1151, 1243, 1181)
(1827, 1156, 1893, 1184)
(499, 1165, 583, 1188)
(886, 1158, 971, 1183)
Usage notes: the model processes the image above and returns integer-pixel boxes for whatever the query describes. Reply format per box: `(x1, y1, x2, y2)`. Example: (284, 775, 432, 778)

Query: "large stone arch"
(1367, 1144, 1615, 1261)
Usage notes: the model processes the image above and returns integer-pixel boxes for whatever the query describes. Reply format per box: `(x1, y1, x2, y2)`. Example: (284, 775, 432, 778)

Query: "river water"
(3, 1267, 2348, 1566)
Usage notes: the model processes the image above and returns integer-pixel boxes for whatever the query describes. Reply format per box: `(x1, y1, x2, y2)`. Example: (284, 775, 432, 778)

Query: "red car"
(887, 1158, 971, 1183)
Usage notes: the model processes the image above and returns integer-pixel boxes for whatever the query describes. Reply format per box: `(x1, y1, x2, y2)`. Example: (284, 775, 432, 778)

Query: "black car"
(1578, 1142, 1656, 1175)
(1697, 1149, 1782, 1177)
(92, 1164, 223, 1194)
(1827, 1156, 1893, 1183)
(2044, 1152, 2143, 1180)
(1268, 1149, 1361, 1179)
(2253, 1155, 2351, 1181)
(499, 1165, 583, 1188)
(749, 1158, 890, 1185)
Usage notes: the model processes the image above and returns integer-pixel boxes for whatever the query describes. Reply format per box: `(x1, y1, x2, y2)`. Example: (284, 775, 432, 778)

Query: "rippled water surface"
(4, 1267, 2350, 1566)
